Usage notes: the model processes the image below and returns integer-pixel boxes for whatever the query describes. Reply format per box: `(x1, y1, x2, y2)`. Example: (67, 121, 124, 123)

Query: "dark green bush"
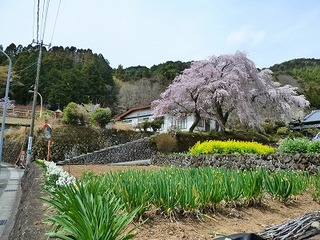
(274, 120, 286, 128)
(141, 121, 152, 131)
(134, 121, 151, 132)
(150, 118, 164, 132)
(307, 140, 320, 153)
(62, 102, 87, 125)
(276, 127, 288, 135)
(90, 107, 112, 127)
(278, 137, 310, 153)
(286, 130, 305, 139)
(262, 119, 287, 135)
(262, 122, 275, 134)
(135, 119, 164, 132)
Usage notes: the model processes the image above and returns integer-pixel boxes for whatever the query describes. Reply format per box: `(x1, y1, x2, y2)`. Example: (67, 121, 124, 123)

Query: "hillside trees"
(115, 61, 191, 111)
(114, 65, 151, 82)
(150, 61, 191, 86)
(9, 44, 117, 110)
(304, 84, 320, 108)
(117, 77, 164, 111)
(152, 51, 310, 132)
(9, 44, 39, 103)
(270, 58, 320, 109)
(3, 43, 192, 114)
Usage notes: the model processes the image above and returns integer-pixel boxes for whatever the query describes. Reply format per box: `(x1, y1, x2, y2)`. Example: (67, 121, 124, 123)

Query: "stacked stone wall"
(57, 136, 320, 173)
(59, 137, 158, 165)
(151, 154, 320, 173)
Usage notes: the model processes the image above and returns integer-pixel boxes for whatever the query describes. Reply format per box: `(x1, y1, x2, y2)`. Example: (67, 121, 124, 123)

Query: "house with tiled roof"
(114, 105, 215, 132)
(289, 110, 320, 130)
(114, 105, 152, 126)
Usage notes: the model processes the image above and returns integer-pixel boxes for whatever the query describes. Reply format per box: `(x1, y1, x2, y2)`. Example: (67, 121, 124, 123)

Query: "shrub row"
(63, 102, 112, 127)
(278, 137, 320, 153)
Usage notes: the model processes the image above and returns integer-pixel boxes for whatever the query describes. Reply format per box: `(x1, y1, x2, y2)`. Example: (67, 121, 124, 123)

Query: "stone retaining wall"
(151, 153, 320, 173)
(57, 136, 320, 173)
(58, 137, 158, 165)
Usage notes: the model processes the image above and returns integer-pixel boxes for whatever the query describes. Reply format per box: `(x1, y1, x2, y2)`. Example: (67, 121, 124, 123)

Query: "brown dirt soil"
(10, 164, 320, 240)
(62, 164, 320, 240)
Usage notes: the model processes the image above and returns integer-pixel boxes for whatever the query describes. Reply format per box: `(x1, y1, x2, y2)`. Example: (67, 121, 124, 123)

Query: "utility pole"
(0, 49, 12, 173)
(26, 41, 43, 165)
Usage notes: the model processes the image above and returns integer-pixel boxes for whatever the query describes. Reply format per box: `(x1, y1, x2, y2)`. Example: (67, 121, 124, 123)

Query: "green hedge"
(278, 137, 320, 153)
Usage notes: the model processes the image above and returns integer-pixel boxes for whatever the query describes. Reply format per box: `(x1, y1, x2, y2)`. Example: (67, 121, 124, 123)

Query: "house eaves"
(114, 105, 151, 121)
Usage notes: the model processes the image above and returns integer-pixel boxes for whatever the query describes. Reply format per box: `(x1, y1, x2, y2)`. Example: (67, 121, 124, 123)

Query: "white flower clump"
(44, 161, 76, 187)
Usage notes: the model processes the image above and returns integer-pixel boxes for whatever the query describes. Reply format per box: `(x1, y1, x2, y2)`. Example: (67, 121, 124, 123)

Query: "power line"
(40, 0, 51, 43)
(13, 61, 38, 75)
(32, 0, 36, 42)
(36, 0, 40, 43)
(50, 0, 62, 45)
(32, 0, 62, 47)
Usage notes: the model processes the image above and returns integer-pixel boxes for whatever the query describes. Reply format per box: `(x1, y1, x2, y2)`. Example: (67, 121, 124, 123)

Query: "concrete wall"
(151, 153, 320, 173)
(58, 137, 159, 165)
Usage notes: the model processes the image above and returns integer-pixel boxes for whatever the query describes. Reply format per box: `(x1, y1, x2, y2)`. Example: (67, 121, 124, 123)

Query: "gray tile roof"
(303, 110, 320, 123)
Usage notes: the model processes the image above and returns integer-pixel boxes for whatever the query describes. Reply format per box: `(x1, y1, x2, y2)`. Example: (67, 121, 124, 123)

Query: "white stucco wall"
(119, 108, 216, 132)
(160, 115, 215, 133)
(122, 108, 152, 127)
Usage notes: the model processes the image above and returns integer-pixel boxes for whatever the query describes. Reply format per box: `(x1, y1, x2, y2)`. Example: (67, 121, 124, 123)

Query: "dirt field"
(62, 164, 320, 240)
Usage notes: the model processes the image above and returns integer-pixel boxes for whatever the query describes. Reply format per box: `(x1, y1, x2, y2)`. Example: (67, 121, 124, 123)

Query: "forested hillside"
(0, 44, 190, 115)
(0, 43, 319, 115)
(114, 61, 191, 111)
(270, 58, 320, 108)
(0, 43, 117, 111)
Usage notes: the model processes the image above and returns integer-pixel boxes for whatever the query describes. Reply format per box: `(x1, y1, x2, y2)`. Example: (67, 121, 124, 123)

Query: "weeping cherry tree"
(151, 51, 309, 132)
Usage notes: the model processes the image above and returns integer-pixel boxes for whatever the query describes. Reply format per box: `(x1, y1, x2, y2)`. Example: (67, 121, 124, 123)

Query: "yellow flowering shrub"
(189, 140, 275, 155)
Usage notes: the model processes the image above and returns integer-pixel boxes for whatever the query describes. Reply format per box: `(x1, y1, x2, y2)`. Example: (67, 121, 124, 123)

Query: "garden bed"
(10, 163, 319, 239)
(62, 164, 320, 239)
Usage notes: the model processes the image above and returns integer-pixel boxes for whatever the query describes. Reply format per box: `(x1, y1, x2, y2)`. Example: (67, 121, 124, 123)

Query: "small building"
(114, 105, 215, 132)
(54, 109, 63, 118)
(289, 110, 320, 130)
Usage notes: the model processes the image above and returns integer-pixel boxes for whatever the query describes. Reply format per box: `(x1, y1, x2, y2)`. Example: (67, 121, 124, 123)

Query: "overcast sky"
(1, 0, 319, 69)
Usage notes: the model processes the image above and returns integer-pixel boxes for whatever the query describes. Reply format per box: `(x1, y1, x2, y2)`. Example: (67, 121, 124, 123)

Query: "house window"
(123, 119, 132, 125)
(174, 118, 187, 129)
(138, 117, 150, 123)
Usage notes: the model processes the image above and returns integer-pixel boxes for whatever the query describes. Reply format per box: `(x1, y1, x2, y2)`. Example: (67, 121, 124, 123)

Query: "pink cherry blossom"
(152, 51, 309, 132)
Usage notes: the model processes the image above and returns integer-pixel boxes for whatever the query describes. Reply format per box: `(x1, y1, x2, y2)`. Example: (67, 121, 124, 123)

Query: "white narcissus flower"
(44, 161, 76, 187)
